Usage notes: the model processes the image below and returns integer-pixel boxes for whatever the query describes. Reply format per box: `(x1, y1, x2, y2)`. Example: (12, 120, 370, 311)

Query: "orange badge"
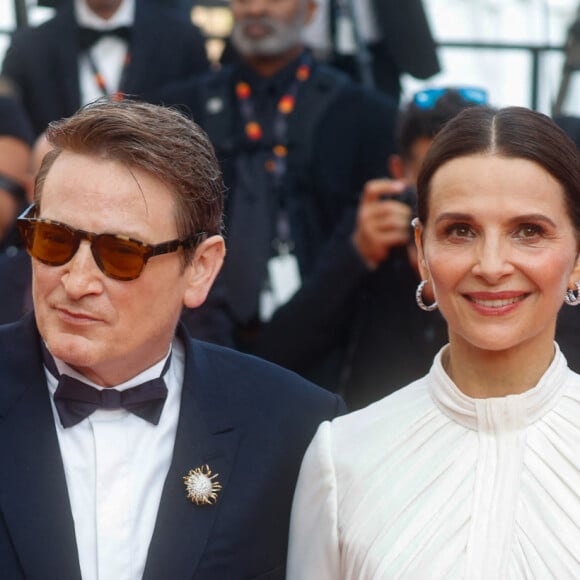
(236, 82, 251, 100)
(273, 144, 288, 158)
(297, 65, 310, 81)
(246, 122, 262, 141)
(278, 95, 295, 114)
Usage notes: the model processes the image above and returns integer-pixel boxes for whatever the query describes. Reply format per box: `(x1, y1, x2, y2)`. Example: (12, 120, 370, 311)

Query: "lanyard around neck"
(85, 47, 131, 100)
(235, 53, 312, 184)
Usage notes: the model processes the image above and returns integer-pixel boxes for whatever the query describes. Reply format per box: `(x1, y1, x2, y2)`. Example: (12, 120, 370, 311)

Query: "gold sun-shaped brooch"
(183, 464, 222, 506)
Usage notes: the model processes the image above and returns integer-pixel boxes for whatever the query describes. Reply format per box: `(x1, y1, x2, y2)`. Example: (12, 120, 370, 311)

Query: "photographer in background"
(0, 132, 53, 325)
(256, 88, 487, 409)
(0, 97, 34, 255)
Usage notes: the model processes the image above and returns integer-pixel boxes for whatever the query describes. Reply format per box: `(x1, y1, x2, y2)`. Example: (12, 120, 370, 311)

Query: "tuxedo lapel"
(143, 330, 240, 580)
(0, 315, 81, 578)
(121, 5, 153, 95)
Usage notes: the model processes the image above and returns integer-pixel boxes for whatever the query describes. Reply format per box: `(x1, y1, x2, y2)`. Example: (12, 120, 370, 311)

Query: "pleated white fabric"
(287, 344, 580, 579)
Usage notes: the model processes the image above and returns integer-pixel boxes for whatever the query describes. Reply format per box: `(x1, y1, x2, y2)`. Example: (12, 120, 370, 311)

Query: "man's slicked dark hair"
(35, 98, 225, 263)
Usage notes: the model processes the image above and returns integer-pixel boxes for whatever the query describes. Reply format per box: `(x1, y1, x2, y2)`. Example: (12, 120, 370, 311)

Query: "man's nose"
(60, 240, 104, 297)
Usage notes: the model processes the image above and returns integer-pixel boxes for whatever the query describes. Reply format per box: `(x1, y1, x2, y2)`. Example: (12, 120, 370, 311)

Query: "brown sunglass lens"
(94, 235, 147, 280)
(29, 221, 78, 265)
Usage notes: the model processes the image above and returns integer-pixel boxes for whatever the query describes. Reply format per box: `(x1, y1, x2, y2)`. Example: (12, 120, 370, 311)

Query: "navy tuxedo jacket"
(1, 1, 209, 136)
(0, 315, 344, 579)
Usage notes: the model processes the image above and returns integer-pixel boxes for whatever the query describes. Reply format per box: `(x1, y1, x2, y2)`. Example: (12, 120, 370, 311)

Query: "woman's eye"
(515, 224, 543, 239)
(446, 223, 473, 238)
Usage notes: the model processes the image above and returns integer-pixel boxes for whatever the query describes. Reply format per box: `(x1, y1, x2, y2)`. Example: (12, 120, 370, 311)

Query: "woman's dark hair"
(416, 106, 580, 232)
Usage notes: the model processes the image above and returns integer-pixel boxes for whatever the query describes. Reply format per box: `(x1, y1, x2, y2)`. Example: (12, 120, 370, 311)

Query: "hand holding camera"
(353, 178, 416, 268)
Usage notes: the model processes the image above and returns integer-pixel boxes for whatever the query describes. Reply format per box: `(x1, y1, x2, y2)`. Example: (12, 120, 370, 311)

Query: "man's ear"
(183, 235, 226, 309)
(388, 154, 406, 180)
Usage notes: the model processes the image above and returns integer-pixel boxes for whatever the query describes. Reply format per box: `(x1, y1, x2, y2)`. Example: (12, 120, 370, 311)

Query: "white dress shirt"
(288, 344, 580, 579)
(45, 336, 184, 580)
(75, 0, 136, 104)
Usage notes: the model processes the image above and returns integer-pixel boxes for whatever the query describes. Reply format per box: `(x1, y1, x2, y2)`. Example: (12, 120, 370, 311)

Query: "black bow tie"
(77, 25, 132, 51)
(42, 344, 169, 428)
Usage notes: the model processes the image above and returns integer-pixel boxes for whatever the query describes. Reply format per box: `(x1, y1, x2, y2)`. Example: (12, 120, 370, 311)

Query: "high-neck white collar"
(429, 343, 570, 431)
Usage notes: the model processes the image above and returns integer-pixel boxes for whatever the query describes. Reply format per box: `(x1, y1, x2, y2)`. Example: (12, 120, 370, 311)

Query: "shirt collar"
(75, 0, 135, 29)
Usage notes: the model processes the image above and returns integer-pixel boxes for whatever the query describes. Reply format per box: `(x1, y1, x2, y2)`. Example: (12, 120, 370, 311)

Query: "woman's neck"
(443, 336, 556, 398)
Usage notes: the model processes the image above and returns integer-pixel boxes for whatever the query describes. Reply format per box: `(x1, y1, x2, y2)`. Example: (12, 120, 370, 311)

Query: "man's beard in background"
(231, 14, 305, 58)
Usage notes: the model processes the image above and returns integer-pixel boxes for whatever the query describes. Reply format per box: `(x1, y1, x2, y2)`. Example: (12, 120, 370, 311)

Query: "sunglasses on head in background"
(17, 204, 206, 281)
(413, 87, 489, 109)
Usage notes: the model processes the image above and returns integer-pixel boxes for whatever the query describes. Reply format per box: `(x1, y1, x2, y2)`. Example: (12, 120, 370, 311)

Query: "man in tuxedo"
(302, 0, 440, 103)
(0, 98, 343, 579)
(0, 0, 210, 136)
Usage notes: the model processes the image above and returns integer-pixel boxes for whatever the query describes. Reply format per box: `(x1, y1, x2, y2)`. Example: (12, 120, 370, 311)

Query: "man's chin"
(235, 40, 277, 58)
(45, 332, 97, 368)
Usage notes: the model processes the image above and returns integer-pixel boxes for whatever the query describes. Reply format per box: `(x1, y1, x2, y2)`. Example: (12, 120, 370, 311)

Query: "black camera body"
(380, 186, 417, 212)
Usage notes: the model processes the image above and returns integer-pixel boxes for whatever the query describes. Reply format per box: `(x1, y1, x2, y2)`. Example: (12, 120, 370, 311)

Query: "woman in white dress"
(287, 106, 580, 579)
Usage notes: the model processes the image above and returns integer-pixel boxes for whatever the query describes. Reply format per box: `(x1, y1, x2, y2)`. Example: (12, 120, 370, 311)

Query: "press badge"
(259, 253, 301, 322)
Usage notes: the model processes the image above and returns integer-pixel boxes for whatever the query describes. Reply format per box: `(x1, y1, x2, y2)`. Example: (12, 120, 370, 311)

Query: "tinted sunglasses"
(413, 87, 488, 109)
(17, 204, 206, 281)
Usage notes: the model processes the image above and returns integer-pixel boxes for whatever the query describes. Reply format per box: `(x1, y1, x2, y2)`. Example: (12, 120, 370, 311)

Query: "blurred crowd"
(1, 0, 580, 410)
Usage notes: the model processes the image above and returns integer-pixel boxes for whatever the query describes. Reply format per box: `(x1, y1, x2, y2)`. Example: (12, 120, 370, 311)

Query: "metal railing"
(440, 40, 565, 111)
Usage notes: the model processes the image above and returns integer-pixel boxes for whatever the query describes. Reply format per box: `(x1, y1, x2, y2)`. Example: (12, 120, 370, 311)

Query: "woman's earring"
(416, 280, 438, 312)
(565, 281, 580, 306)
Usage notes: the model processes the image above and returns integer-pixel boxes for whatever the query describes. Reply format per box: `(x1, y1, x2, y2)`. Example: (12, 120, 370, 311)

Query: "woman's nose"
(471, 236, 515, 282)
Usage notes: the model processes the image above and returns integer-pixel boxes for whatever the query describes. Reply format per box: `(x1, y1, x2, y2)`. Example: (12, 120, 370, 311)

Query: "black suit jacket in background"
(151, 56, 397, 346)
(328, 0, 440, 101)
(372, 0, 440, 80)
(0, 315, 344, 579)
(1, 0, 210, 136)
(254, 207, 448, 409)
